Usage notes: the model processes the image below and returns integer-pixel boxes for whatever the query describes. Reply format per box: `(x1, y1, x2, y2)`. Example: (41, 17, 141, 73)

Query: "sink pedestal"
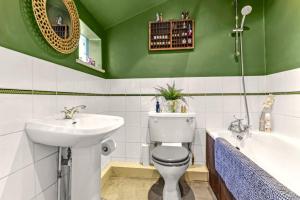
(71, 143, 102, 200)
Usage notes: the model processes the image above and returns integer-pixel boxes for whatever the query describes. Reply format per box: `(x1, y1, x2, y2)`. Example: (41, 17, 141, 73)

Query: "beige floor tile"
(102, 177, 216, 200)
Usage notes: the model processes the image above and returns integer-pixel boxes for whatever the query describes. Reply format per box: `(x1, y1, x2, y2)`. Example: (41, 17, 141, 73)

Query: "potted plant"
(155, 82, 188, 113)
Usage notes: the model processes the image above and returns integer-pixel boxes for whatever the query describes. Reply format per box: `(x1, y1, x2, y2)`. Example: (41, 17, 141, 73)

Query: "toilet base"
(148, 178, 195, 200)
(163, 180, 181, 200)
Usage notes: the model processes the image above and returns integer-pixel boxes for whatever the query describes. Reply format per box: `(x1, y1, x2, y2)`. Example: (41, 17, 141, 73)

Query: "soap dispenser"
(156, 100, 161, 113)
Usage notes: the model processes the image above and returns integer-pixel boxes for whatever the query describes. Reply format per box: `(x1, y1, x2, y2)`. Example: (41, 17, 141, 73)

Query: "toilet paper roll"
(101, 139, 116, 156)
(141, 144, 150, 166)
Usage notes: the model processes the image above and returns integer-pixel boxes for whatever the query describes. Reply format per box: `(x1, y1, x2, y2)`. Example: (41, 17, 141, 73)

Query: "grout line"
(0, 130, 25, 137)
(34, 151, 58, 164)
(0, 88, 300, 96)
(0, 150, 58, 182)
(30, 181, 58, 200)
(0, 162, 33, 182)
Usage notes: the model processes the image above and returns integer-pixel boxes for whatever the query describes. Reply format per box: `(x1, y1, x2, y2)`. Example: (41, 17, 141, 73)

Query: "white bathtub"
(207, 129, 300, 196)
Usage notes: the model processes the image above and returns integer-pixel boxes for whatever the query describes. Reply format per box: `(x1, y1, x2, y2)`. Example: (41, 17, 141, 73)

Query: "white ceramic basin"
(26, 113, 124, 147)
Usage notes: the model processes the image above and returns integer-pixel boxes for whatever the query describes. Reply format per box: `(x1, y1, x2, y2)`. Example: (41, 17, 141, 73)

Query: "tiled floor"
(102, 177, 216, 200)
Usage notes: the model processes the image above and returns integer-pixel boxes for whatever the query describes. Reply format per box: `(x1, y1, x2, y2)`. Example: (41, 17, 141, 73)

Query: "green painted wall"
(0, 0, 106, 78)
(265, 0, 300, 74)
(104, 0, 266, 78)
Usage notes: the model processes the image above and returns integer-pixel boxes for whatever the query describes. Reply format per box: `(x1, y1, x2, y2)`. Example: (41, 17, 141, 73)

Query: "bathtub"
(207, 129, 300, 197)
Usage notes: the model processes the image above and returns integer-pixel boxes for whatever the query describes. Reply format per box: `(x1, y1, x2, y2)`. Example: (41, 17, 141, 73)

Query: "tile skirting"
(1, 88, 300, 96)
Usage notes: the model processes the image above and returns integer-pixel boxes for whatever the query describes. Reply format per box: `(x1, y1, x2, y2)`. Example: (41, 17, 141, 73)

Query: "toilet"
(148, 112, 196, 200)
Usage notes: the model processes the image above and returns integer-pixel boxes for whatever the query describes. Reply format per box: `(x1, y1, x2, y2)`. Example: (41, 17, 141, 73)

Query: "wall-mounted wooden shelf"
(52, 25, 69, 39)
(149, 19, 194, 51)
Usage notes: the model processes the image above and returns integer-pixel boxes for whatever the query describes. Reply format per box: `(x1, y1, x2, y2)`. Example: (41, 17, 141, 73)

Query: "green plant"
(155, 82, 187, 104)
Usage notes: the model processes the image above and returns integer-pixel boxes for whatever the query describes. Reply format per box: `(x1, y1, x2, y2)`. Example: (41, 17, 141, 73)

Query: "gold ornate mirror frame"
(32, 0, 80, 54)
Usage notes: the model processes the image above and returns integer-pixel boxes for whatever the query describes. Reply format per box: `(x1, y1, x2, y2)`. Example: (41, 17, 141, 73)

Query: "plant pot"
(166, 100, 179, 113)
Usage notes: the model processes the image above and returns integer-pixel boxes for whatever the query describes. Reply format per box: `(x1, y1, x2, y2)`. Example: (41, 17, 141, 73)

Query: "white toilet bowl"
(151, 146, 190, 200)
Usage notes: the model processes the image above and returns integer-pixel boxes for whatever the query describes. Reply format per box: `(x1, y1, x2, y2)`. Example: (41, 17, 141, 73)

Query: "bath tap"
(61, 105, 87, 119)
(228, 117, 249, 140)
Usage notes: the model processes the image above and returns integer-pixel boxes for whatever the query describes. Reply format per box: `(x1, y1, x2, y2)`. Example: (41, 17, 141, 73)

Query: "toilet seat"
(152, 146, 190, 166)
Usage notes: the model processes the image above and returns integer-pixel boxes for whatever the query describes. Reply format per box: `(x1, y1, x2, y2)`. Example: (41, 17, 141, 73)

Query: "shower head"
(240, 5, 252, 29)
(241, 5, 252, 16)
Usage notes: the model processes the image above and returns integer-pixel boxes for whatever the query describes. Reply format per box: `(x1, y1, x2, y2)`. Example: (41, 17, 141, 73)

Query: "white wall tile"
(187, 77, 205, 93)
(140, 128, 150, 144)
(188, 96, 205, 113)
(101, 154, 111, 170)
(34, 183, 57, 200)
(111, 127, 125, 143)
(140, 112, 149, 128)
(222, 77, 241, 93)
(112, 142, 126, 157)
(205, 96, 223, 113)
(33, 95, 57, 118)
(223, 96, 241, 113)
(125, 126, 141, 143)
(203, 77, 223, 93)
(195, 113, 206, 129)
(124, 79, 141, 94)
(109, 79, 126, 94)
(108, 96, 126, 112)
(284, 68, 300, 92)
(0, 95, 32, 135)
(193, 144, 205, 165)
(93, 97, 109, 113)
(141, 96, 156, 112)
(206, 113, 223, 129)
(0, 132, 34, 179)
(244, 76, 263, 93)
(34, 144, 57, 162)
(34, 154, 58, 194)
(125, 112, 141, 127)
(125, 96, 141, 111)
(125, 143, 141, 159)
(56, 66, 78, 92)
(56, 66, 92, 93)
(0, 165, 35, 200)
(32, 58, 57, 91)
(0, 47, 33, 90)
(140, 79, 157, 94)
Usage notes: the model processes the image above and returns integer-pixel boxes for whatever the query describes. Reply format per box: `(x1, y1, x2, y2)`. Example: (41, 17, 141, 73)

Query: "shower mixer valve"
(228, 116, 250, 138)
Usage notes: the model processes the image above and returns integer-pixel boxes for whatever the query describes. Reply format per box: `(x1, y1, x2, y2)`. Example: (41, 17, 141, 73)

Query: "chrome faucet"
(61, 105, 87, 119)
(228, 116, 250, 140)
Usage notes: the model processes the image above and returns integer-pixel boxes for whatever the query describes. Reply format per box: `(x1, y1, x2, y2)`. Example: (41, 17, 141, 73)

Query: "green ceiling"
(79, 0, 167, 30)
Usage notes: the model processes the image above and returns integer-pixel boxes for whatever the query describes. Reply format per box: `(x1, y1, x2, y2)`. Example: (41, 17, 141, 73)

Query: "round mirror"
(32, 0, 80, 54)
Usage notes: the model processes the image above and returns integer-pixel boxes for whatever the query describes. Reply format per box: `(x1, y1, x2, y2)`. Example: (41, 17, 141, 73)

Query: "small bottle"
(181, 12, 185, 20)
(156, 101, 161, 113)
(264, 113, 272, 132)
(159, 13, 163, 22)
(156, 13, 160, 22)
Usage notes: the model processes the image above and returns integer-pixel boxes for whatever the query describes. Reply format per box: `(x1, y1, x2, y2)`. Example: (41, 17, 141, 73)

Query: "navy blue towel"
(214, 138, 300, 200)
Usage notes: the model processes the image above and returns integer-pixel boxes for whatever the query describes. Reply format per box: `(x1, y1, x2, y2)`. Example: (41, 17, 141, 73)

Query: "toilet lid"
(152, 146, 189, 163)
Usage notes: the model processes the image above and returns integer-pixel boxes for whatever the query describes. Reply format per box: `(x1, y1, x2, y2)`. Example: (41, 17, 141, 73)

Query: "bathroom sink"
(26, 113, 124, 200)
(26, 113, 124, 147)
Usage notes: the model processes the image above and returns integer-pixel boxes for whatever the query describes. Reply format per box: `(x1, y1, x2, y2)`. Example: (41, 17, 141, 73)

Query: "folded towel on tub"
(214, 138, 300, 200)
